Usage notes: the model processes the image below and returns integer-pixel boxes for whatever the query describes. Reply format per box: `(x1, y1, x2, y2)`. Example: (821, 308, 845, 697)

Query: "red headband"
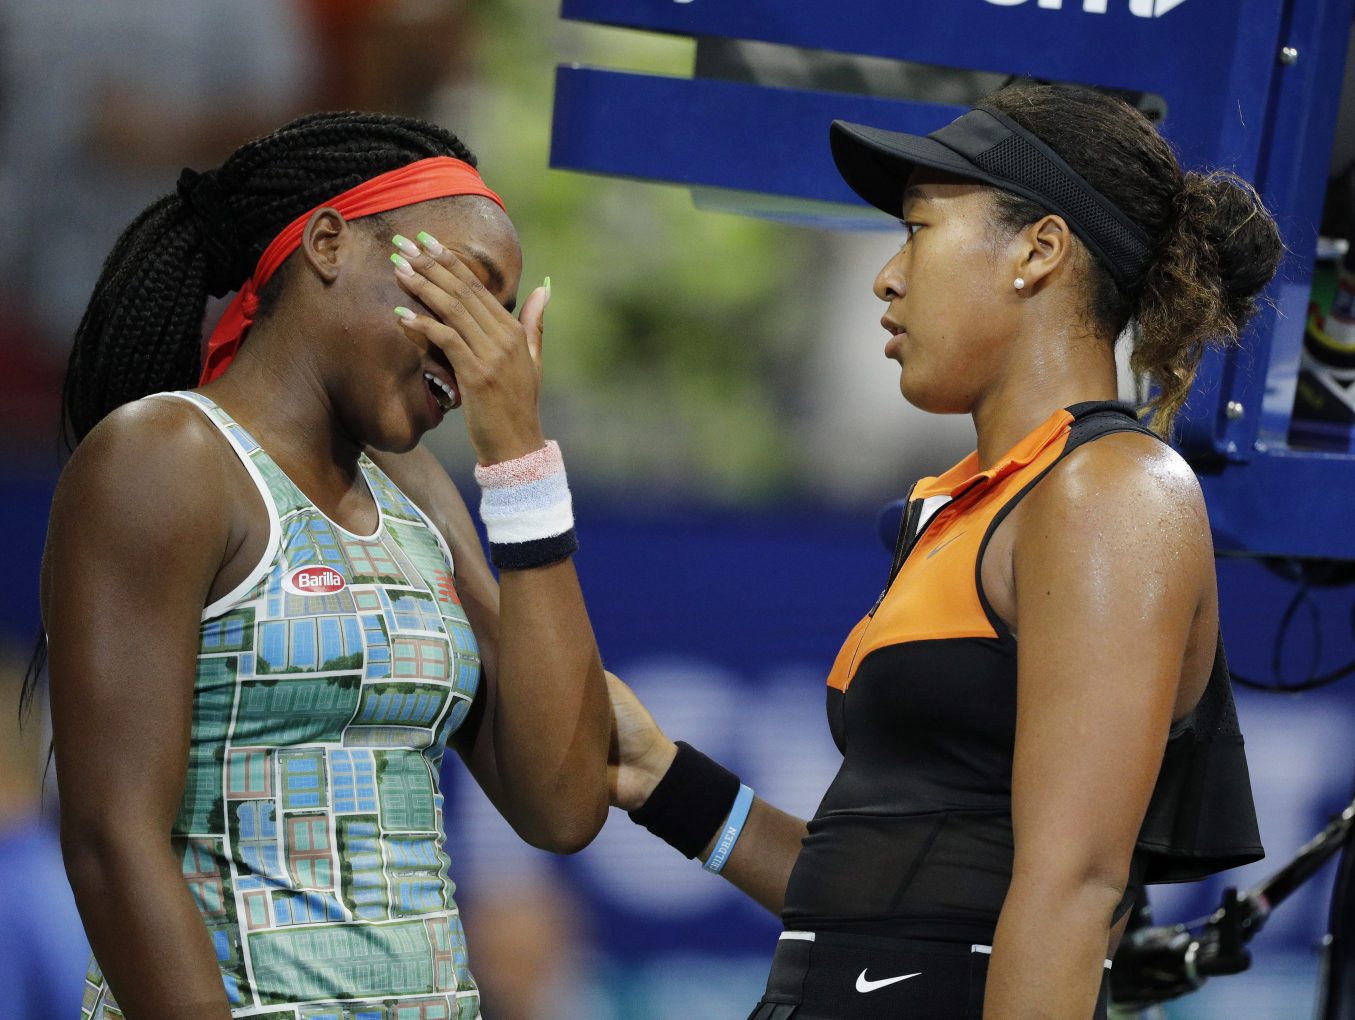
(198, 156, 505, 384)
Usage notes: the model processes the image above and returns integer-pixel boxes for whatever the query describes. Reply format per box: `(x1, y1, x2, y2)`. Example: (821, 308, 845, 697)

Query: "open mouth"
(424, 371, 459, 412)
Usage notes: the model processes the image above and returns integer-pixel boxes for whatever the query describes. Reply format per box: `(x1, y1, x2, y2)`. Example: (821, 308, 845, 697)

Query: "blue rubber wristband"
(703, 784, 755, 874)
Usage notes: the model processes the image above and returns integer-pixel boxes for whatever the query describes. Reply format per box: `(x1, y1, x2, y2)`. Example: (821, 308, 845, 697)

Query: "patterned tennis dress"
(82, 392, 484, 1020)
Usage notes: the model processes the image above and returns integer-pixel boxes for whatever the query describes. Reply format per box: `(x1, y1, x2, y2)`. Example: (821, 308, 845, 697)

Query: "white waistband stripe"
(773, 936, 1110, 966)
(972, 943, 1110, 968)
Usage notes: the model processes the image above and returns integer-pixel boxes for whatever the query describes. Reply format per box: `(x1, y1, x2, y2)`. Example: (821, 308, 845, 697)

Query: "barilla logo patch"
(284, 565, 347, 596)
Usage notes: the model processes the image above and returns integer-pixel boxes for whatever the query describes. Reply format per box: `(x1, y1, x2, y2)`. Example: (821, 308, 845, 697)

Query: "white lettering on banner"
(984, 0, 1189, 14)
(1131, 0, 1191, 15)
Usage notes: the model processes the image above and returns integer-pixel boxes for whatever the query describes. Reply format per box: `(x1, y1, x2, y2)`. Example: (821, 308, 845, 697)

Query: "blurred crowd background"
(3, 2, 1355, 1018)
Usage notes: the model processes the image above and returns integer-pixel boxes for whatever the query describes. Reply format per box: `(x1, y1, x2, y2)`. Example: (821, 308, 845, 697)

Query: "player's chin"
(899, 372, 970, 416)
(366, 430, 424, 456)
(367, 405, 434, 455)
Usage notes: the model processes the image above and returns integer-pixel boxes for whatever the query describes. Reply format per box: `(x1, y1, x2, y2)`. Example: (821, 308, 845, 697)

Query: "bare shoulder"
(1020, 429, 1208, 541)
(43, 395, 237, 620)
(55, 395, 232, 516)
(48, 395, 237, 564)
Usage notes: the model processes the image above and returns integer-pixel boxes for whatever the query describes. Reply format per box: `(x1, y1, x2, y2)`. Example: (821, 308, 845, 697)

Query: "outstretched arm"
(985, 434, 1215, 1019)
(606, 671, 808, 914)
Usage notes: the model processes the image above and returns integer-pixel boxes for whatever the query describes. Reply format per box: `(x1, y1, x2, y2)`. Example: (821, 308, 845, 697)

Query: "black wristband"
(628, 741, 741, 859)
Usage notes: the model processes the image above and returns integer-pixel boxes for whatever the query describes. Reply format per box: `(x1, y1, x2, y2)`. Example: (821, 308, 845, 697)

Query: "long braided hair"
(22, 111, 478, 725)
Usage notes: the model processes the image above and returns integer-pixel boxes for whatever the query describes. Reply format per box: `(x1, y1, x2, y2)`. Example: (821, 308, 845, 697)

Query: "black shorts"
(746, 930, 1110, 1020)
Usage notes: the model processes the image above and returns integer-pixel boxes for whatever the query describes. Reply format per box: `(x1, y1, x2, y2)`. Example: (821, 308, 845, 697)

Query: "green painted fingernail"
(391, 252, 414, 276)
(416, 231, 444, 255)
(392, 234, 419, 258)
(394, 305, 417, 323)
(543, 276, 552, 297)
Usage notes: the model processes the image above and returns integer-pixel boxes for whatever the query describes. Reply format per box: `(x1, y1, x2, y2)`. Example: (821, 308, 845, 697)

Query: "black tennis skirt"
(746, 930, 1110, 1020)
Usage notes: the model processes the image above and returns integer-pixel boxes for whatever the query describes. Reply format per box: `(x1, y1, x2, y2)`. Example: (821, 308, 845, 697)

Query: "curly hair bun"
(1131, 169, 1284, 432)
(1180, 170, 1284, 333)
(984, 83, 1285, 435)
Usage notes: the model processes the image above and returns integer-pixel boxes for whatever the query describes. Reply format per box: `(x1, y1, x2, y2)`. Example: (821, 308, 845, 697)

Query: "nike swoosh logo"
(925, 532, 965, 558)
(855, 969, 922, 993)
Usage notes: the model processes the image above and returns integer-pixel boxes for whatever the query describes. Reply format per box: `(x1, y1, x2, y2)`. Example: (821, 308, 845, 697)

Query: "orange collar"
(912, 408, 1075, 500)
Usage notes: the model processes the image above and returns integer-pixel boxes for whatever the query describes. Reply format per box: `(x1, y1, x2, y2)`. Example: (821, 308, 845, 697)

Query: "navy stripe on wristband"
(488, 529, 579, 571)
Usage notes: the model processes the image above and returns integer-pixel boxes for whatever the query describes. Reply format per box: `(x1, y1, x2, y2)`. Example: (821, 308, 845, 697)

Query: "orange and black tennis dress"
(753, 402, 1262, 1020)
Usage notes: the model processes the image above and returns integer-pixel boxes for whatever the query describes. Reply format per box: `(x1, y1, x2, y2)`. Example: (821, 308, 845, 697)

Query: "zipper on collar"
(868, 475, 987, 617)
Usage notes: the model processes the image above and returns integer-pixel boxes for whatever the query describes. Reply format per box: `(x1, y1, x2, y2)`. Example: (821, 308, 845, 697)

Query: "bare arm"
(605, 672, 807, 914)
(43, 401, 237, 1019)
(373, 443, 609, 853)
(985, 435, 1214, 1019)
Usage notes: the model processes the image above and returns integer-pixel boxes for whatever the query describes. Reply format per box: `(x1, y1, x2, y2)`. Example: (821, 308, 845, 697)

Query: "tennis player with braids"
(39, 112, 609, 1018)
(607, 83, 1280, 1019)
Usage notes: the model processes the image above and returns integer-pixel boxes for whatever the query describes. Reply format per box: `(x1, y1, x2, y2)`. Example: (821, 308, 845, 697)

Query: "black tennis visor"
(830, 106, 1153, 289)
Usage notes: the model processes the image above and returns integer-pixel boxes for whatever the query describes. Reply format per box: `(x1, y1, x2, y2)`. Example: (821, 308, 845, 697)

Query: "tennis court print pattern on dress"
(81, 392, 483, 1020)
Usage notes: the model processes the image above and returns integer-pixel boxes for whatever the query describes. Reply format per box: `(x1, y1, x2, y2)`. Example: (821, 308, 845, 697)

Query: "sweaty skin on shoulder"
(986, 430, 1216, 1018)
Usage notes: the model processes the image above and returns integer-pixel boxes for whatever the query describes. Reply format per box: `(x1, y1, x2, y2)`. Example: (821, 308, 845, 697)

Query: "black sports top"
(781, 402, 1263, 944)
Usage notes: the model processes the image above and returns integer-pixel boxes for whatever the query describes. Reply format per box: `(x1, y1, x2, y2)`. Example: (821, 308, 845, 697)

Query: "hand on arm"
(42, 401, 237, 1019)
(984, 436, 1214, 1019)
(605, 671, 808, 914)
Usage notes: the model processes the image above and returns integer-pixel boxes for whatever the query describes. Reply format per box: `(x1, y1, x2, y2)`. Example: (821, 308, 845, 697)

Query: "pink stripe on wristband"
(473, 441, 577, 569)
(474, 441, 565, 488)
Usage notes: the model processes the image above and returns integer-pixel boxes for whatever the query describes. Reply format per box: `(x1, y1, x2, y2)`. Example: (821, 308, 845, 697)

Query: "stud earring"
(1013, 277, 1026, 291)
